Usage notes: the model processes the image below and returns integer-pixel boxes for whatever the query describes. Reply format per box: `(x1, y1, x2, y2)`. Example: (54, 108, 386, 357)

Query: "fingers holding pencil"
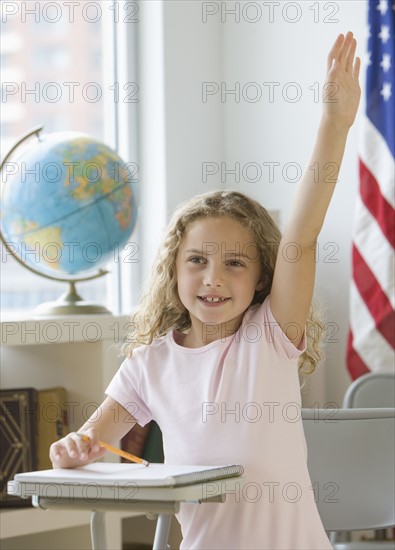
(49, 428, 106, 469)
(49, 429, 150, 469)
(77, 434, 150, 467)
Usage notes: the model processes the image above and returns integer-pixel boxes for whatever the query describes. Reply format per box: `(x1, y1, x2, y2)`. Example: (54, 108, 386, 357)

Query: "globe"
(0, 127, 138, 315)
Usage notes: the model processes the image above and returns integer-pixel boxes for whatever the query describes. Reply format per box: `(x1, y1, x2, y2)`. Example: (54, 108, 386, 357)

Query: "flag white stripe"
(350, 281, 395, 372)
(352, 196, 395, 308)
(359, 115, 395, 208)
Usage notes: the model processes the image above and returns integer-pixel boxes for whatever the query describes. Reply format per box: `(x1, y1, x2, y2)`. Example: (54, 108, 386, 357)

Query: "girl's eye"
(228, 260, 244, 267)
(189, 256, 205, 264)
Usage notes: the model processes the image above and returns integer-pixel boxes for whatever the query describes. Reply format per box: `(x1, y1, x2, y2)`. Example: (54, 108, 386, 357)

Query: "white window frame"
(101, 0, 141, 315)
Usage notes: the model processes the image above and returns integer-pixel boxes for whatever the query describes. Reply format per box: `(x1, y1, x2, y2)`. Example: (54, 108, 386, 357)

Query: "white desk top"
(8, 476, 245, 504)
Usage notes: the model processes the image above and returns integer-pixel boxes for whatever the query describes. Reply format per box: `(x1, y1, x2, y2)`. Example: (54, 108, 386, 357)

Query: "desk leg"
(153, 514, 172, 550)
(91, 511, 108, 550)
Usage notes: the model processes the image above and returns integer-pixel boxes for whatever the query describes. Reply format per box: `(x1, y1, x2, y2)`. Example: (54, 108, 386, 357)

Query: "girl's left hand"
(322, 31, 361, 131)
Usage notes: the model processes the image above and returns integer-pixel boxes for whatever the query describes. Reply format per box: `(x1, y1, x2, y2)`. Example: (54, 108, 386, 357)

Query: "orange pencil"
(77, 433, 150, 467)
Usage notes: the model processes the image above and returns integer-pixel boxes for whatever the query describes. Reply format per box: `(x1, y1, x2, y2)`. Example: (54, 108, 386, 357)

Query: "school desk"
(8, 476, 241, 550)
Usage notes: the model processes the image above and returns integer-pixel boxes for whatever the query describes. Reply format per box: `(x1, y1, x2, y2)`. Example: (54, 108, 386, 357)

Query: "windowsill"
(1, 313, 131, 347)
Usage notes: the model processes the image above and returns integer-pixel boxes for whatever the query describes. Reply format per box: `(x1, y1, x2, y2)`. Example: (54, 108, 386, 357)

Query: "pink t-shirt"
(106, 296, 332, 549)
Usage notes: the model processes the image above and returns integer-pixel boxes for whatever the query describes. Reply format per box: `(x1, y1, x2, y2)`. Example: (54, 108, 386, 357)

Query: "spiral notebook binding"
(167, 464, 244, 487)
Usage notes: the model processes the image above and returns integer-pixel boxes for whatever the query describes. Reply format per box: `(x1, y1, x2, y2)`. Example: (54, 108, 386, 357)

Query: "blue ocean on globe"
(2, 132, 138, 276)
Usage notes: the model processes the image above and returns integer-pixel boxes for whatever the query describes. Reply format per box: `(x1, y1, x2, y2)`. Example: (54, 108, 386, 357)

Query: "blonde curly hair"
(122, 190, 324, 382)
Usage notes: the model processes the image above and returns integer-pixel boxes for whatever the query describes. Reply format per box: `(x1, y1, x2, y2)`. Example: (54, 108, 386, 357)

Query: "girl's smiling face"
(175, 216, 264, 347)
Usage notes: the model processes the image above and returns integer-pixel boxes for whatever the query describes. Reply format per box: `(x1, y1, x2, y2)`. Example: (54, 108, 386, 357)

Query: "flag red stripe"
(346, 331, 371, 381)
(359, 160, 395, 248)
(352, 244, 395, 348)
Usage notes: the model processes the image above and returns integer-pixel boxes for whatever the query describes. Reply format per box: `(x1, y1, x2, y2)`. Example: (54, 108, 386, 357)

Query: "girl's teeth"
(205, 297, 226, 302)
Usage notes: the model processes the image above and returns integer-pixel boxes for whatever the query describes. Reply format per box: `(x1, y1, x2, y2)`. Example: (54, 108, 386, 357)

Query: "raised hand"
(323, 32, 361, 131)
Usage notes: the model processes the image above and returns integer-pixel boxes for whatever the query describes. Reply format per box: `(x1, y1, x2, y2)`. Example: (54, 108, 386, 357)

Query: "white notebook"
(14, 462, 244, 488)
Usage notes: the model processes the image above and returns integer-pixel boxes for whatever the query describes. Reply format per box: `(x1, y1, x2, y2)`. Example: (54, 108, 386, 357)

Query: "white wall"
(138, 0, 368, 406)
(163, 0, 225, 216)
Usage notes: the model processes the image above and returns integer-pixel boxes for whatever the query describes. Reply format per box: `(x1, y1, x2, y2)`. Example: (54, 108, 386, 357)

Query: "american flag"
(346, 0, 395, 380)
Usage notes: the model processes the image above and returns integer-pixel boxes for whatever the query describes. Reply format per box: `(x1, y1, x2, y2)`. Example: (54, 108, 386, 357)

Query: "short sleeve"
(259, 295, 307, 359)
(105, 355, 153, 427)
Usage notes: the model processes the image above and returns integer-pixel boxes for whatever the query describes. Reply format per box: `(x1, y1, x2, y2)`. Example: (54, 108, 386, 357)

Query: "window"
(0, 1, 139, 318)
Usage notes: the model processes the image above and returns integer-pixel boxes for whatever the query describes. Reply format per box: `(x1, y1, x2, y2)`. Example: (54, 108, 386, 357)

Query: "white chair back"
(302, 408, 395, 533)
(343, 372, 395, 408)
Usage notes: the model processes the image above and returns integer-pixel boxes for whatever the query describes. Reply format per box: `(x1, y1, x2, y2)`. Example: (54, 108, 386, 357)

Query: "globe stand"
(33, 281, 111, 317)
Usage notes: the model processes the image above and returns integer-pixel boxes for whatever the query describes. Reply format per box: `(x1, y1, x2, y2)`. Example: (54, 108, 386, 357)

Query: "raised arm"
(270, 32, 361, 345)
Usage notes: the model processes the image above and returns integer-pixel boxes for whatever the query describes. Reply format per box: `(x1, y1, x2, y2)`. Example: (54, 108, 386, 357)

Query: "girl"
(51, 32, 361, 549)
